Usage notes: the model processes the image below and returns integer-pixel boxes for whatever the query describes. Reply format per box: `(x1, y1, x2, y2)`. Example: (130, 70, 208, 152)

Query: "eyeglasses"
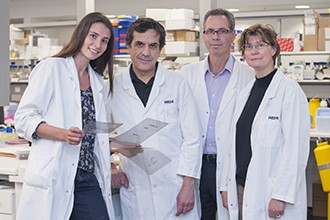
(242, 42, 270, 51)
(203, 28, 232, 36)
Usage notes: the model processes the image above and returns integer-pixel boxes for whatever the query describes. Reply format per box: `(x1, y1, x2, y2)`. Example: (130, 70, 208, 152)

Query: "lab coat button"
(230, 203, 233, 206)
(72, 163, 75, 166)
(66, 190, 69, 193)
(153, 184, 157, 188)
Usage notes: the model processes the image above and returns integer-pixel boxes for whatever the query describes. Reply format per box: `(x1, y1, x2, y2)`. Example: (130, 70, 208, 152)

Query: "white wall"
(1, 0, 10, 106)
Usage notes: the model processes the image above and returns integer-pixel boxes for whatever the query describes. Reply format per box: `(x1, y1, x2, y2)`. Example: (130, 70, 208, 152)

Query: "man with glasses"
(180, 8, 254, 220)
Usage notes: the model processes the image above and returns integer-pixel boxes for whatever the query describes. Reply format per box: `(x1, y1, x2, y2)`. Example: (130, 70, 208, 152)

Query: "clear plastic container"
(315, 99, 330, 132)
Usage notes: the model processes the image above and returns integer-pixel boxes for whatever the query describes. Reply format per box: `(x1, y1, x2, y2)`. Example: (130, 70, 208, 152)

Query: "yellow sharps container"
(314, 141, 330, 220)
(314, 141, 330, 192)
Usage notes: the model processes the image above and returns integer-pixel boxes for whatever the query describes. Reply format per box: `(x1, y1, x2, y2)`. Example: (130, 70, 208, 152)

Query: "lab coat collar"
(65, 56, 105, 121)
(253, 69, 283, 127)
(216, 55, 240, 116)
(121, 63, 166, 110)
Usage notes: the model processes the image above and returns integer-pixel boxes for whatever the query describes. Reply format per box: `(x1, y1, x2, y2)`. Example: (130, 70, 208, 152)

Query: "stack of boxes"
(303, 10, 330, 51)
(165, 9, 198, 55)
(146, 8, 198, 55)
(112, 20, 119, 54)
(112, 15, 138, 55)
(9, 26, 62, 60)
(318, 16, 330, 51)
(303, 10, 319, 51)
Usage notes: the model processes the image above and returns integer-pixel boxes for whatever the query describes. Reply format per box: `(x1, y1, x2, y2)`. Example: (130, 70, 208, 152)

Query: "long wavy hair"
(54, 12, 115, 93)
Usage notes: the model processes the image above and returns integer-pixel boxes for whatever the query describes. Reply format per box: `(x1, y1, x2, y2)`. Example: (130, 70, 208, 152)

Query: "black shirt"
(235, 68, 277, 186)
(129, 63, 158, 107)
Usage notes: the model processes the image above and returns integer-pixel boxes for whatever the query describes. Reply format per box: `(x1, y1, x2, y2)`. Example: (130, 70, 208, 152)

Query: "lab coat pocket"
(163, 100, 179, 127)
(24, 156, 55, 189)
(260, 120, 281, 148)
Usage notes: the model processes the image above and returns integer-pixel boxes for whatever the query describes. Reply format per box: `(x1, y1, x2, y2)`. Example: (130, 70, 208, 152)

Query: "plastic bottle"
(1, 127, 18, 144)
(315, 99, 330, 132)
(17, 65, 24, 78)
(0, 127, 6, 144)
(292, 64, 304, 80)
(309, 98, 320, 129)
(303, 61, 315, 80)
(234, 30, 242, 52)
(320, 99, 328, 108)
(11, 64, 19, 79)
(286, 62, 294, 79)
(21, 65, 30, 79)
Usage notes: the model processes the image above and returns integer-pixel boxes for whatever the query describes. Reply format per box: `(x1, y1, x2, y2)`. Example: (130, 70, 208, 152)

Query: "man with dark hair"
(109, 17, 202, 220)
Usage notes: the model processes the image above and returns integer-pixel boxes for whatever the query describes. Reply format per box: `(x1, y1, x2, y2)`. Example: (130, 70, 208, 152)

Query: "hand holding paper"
(110, 118, 168, 147)
(110, 118, 171, 175)
(83, 121, 122, 134)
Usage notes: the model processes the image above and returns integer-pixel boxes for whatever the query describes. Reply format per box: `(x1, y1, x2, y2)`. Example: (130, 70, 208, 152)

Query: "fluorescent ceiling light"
(295, 5, 310, 9)
(227, 8, 240, 12)
(106, 15, 116, 18)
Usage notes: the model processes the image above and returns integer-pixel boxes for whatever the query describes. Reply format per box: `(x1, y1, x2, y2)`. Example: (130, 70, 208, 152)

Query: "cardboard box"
(318, 28, 330, 51)
(166, 30, 197, 42)
(277, 38, 294, 52)
(166, 31, 175, 42)
(304, 26, 318, 51)
(303, 10, 319, 51)
(313, 181, 328, 217)
(14, 38, 29, 45)
(176, 30, 196, 41)
(319, 16, 330, 29)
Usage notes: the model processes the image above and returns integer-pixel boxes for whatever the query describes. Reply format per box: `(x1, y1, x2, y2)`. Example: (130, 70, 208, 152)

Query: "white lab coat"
(226, 69, 310, 220)
(109, 64, 202, 220)
(14, 57, 115, 220)
(180, 56, 254, 220)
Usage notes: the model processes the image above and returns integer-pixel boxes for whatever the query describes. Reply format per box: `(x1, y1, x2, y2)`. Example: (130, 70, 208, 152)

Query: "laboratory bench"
(0, 143, 28, 220)
(0, 143, 122, 220)
(0, 131, 330, 219)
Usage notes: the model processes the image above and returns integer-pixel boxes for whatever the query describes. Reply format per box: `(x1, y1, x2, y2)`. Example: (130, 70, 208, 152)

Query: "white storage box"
(165, 19, 195, 30)
(165, 41, 198, 55)
(166, 8, 194, 20)
(146, 9, 170, 21)
(316, 108, 330, 133)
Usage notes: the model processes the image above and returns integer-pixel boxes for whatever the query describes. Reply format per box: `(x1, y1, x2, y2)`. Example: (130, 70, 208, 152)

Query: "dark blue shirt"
(78, 87, 96, 172)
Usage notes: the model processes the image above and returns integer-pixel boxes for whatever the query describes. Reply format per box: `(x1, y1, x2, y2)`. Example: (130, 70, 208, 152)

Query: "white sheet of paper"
(110, 118, 168, 147)
(126, 148, 171, 175)
(83, 121, 122, 134)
